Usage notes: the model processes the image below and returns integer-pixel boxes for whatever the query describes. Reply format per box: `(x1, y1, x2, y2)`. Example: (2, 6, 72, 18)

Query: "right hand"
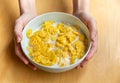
(73, 12, 98, 69)
(14, 12, 37, 70)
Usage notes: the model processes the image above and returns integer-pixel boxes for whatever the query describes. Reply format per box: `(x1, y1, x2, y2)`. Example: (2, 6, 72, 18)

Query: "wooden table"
(0, 0, 120, 83)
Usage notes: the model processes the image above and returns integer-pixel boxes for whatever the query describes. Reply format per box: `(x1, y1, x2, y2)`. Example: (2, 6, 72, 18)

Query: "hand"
(14, 12, 37, 70)
(73, 12, 98, 69)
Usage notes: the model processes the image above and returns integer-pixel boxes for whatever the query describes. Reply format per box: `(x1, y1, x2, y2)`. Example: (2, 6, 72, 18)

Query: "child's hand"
(14, 12, 37, 70)
(73, 12, 98, 69)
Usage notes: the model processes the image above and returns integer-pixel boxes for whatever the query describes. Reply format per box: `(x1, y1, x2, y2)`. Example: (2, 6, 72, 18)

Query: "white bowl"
(21, 12, 92, 73)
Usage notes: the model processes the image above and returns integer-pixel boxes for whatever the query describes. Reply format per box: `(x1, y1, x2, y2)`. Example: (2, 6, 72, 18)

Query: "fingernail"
(33, 67, 37, 71)
(76, 66, 80, 69)
(24, 60, 29, 64)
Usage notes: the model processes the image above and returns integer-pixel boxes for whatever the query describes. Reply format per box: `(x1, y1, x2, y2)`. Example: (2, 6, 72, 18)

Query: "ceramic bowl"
(21, 12, 92, 73)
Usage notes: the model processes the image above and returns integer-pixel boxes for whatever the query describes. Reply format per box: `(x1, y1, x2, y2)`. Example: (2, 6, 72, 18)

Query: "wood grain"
(0, 0, 120, 83)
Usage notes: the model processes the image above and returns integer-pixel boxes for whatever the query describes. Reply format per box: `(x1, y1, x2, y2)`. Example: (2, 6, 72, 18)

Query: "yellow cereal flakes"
(26, 20, 87, 67)
(26, 28, 32, 38)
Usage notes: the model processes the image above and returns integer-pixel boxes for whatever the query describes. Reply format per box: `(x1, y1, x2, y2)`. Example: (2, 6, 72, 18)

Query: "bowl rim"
(21, 12, 92, 69)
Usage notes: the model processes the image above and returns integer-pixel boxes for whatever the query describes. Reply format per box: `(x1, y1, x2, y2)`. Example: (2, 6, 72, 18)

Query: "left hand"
(73, 11, 98, 69)
(14, 12, 37, 70)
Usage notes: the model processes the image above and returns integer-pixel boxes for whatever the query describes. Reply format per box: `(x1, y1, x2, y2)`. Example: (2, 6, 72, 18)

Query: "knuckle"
(90, 18, 98, 32)
(15, 49, 19, 56)
(15, 45, 20, 56)
(14, 29, 20, 39)
(89, 17, 97, 25)
(14, 19, 22, 29)
(15, 19, 21, 24)
(14, 27, 18, 34)
(14, 22, 22, 37)
(85, 57, 89, 61)
(14, 23, 19, 33)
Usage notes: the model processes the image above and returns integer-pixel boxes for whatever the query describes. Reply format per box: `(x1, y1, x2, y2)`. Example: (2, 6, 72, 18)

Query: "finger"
(80, 58, 88, 68)
(76, 66, 80, 69)
(75, 57, 88, 69)
(79, 35, 97, 68)
(78, 38, 97, 69)
(14, 40, 29, 64)
(27, 63, 37, 70)
(85, 17, 98, 60)
(87, 18, 97, 41)
(85, 37, 98, 61)
(14, 20, 24, 43)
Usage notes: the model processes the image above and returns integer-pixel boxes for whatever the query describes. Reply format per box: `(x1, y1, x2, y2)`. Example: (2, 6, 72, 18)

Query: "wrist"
(21, 8, 37, 14)
(73, 10, 90, 15)
(19, 0, 37, 15)
(21, 10, 37, 16)
(73, 0, 90, 15)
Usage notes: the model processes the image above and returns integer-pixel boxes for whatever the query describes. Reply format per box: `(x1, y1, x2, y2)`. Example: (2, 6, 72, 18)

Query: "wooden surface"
(0, 0, 120, 83)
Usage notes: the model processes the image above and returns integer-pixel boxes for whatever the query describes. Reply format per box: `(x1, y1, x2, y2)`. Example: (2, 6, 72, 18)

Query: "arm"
(14, 0, 37, 70)
(73, 0, 90, 13)
(73, 0, 98, 68)
(19, 0, 36, 14)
